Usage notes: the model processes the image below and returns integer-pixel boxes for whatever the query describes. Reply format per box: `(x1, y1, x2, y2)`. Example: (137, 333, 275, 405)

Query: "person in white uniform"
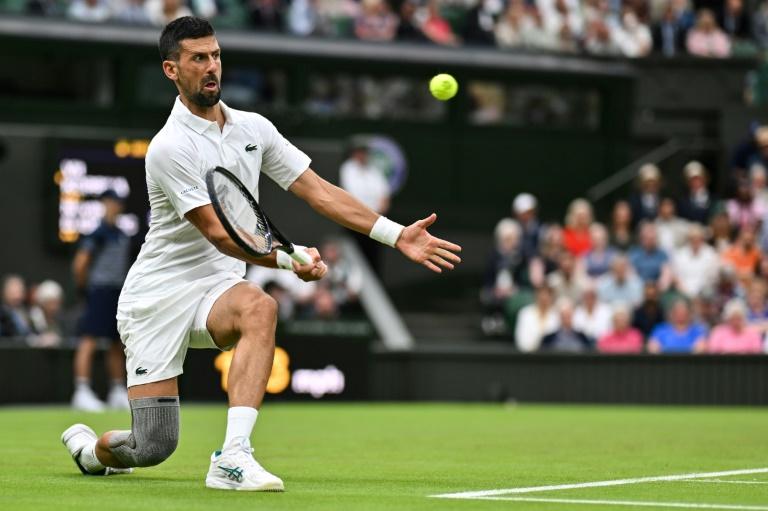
(61, 16, 462, 491)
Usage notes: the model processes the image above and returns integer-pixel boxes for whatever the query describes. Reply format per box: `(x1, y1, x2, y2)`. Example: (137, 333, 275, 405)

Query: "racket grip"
(290, 248, 314, 266)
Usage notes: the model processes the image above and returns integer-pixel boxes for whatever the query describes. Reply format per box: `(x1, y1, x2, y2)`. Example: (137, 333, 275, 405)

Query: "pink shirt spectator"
(597, 328, 644, 354)
(686, 30, 731, 58)
(707, 324, 764, 354)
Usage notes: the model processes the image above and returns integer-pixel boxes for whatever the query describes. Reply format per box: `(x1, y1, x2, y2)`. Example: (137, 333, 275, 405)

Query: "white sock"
(223, 407, 258, 448)
(78, 441, 105, 474)
(75, 378, 90, 391)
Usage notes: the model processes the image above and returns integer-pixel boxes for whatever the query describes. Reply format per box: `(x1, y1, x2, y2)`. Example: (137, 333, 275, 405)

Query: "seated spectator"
(547, 251, 589, 302)
(628, 222, 672, 290)
(67, 0, 110, 22)
(27, 280, 64, 348)
(614, 7, 652, 57)
(540, 0, 582, 53)
(461, 0, 499, 46)
(316, 240, 362, 313)
(540, 299, 593, 353)
(727, 178, 766, 231)
(597, 303, 644, 353)
(512, 193, 543, 261)
(750, 165, 768, 210)
(113, 0, 151, 24)
(722, 225, 762, 280)
(0, 274, 33, 338)
(354, 0, 398, 42)
(584, 223, 617, 278)
(397, 0, 427, 42)
(482, 219, 527, 308)
(745, 278, 768, 331)
(712, 266, 739, 313)
(145, 0, 193, 27)
(655, 197, 689, 254)
(677, 161, 717, 224)
(562, 198, 594, 257)
(709, 211, 733, 253)
(648, 298, 707, 353)
(632, 281, 664, 338)
(597, 254, 644, 307)
(495, 0, 529, 49)
(629, 164, 662, 228)
(610, 200, 634, 250)
(686, 8, 731, 57)
(287, 0, 319, 36)
(652, 0, 693, 57)
(730, 124, 768, 179)
(671, 223, 719, 298)
(719, 0, 751, 42)
(529, 224, 563, 288)
(421, 0, 460, 46)
(515, 285, 559, 352)
(708, 299, 764, 354)
(583, 17, 621, 55)
(573, 283, 613, 341)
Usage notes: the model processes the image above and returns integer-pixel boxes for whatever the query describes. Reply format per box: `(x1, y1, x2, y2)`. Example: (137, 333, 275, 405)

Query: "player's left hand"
(292, 246, 328, 282)
(396, 213, 462, 273)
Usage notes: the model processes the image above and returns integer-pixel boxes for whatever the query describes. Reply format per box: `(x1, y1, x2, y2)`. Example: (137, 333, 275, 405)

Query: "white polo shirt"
(120, 97, 311, 304)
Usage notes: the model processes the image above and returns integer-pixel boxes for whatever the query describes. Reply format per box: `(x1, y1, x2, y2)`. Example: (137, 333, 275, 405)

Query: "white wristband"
(276, 245, 307, 270)
(369, 216, 405, 247)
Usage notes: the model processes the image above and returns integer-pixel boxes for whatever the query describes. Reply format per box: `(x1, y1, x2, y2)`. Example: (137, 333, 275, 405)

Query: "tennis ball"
(430, 74, 458, 101)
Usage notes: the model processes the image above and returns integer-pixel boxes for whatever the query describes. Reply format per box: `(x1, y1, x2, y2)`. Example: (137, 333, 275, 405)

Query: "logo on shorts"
(245, 144, 258, 153)
(135, 367, 148, 375)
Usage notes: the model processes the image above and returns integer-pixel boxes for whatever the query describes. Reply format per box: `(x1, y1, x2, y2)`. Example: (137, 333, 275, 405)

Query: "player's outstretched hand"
(292, 247, 328, 282)
(396, 213, 462, 273)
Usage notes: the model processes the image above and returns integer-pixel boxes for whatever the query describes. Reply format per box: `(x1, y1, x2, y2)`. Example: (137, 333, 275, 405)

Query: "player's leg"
(202, 282, 284, 491)
(71, 335, 106, 412)
(62, 378, 180, 475)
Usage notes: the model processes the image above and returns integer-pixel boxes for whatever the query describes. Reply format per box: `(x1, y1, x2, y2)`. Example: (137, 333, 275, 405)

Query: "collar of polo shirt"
(170, 96, 242, 134)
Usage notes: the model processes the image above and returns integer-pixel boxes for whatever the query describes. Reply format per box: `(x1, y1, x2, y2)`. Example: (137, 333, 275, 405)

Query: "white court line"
(474, 496, 768, 511)
(687, 480, 768, 485)
(430, 467, 768, 499)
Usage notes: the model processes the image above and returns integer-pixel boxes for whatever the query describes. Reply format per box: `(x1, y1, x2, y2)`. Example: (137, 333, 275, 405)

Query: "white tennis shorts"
(117, 276, 245, 387)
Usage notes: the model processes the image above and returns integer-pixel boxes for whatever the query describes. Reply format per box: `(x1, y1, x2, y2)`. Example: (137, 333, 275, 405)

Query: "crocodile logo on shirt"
(135, 367, 148, 375)
(245, 144, 258, 153)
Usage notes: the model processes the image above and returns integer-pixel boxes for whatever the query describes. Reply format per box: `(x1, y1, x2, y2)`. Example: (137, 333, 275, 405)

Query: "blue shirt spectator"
(648, 299, 707, 353)
(628, 222, 671, 290)
(79, 220, 131, 289)
(596, 255, 644, 307)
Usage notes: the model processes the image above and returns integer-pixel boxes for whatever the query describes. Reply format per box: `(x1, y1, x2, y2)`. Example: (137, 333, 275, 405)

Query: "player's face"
(170, 36, 222, 108)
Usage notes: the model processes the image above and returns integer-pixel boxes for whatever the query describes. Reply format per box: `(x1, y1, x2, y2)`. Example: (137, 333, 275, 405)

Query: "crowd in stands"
(0, 274, 67, 346)
(482, 123, 768, 354)
(12, 0, 768, 58)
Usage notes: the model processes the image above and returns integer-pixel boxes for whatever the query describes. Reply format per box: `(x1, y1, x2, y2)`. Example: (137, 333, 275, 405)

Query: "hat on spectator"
(683, 161, 706, 180)
(99, 189, 123, 201)
(512, 193, 537, 214)
(638, 163, 660, 182)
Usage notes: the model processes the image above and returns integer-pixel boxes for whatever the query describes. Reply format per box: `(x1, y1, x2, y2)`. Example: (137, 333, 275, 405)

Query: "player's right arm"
(72, 249, 91, 290)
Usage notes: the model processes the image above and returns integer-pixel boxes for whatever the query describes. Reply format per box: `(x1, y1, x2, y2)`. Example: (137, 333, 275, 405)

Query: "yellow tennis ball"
(430, 73, 458, 101)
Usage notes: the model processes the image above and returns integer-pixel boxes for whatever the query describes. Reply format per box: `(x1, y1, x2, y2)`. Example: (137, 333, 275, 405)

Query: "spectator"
(540, 299, 593, 352)
(562, 198, 594, 257)
(27, 280, 64, 348)
(707, 299, 764, 353)
(730, 125, 768, 179)
(339, 144, 391, 272)
(754, 0, 768, 49)
(145, 0, 193, 26)
(677, 161, 716, 224)
(721, 225, 762, 281)
(597, 254, 644, 307)
(461, 0, 498, 46)
(482, 219, 527, 307)
(648, 298, 708, 353)
(244, 0, 283, 30)
(750, 164, 768, 211)
(632, 281, 665, 338)
(629, 164, 662, 227)
(67, 0, 110, 22)
(584, 223, 617, 278)
(70, 190, 131, 412)
(515, 285, 559, 352)
(719, 0, 751, 42)
(615, 7, 653, 57)
(397, 0, 428, 42)
(653, 0, 693, 57)
(354, 0, 398, 42)
(610, 200, 634, 250)
(745, 278, 768, 331)
(712, 266, 739, 314)
(317, 240, 362, 313)
(727, 178, 766, 231)
(495, 0, 529, 49)
(529, 224, 564, 287)
(628, 222, 672, 290)
(670, 223, 720, 298)
(421, 0, 460, 46)
(597, 303, 644, 353)
(547, 251, 589, 302)
(655, 197, 689, 253)
(539, 0, 582, 53)
(113, 0, 151, 24)
(583, 17, 621, 55)
(512, 193, 543, 262)
(0, 274, 33, 338)
(287, 0, 319, 36)
(709, 211, 733, 253)
(573, 283, 613, 341)
(686, 8, 731, 57)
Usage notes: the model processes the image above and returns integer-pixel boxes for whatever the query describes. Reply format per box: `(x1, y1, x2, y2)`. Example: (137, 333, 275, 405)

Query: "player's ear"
(162, 60, 178, 81)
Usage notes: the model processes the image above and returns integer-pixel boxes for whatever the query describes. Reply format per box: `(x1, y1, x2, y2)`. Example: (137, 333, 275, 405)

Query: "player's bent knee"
(108, 396, 180, 468)
(239, 290, 278, 325)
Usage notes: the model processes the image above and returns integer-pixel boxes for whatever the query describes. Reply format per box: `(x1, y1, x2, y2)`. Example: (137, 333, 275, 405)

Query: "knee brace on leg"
(108, 396, 179, 468)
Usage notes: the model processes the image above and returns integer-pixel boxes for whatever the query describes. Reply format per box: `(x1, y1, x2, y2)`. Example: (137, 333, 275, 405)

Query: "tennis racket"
(205, 166, 314, 266)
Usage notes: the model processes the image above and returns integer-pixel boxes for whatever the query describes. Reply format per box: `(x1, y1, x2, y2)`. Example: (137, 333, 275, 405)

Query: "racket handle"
(290, 248, 314, 266)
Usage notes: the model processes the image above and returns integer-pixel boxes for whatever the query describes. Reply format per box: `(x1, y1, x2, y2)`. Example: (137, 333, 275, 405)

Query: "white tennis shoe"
(71, 386, 106, 412)
(205, 437, 284, 491)
(61, 423, 132, 476)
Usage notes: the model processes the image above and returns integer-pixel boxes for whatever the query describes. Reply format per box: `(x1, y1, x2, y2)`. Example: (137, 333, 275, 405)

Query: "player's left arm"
(289, 168, 462, 273)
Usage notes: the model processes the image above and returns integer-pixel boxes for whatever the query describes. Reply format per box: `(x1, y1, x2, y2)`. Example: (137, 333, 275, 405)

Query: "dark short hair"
(158, 16, 215, 62)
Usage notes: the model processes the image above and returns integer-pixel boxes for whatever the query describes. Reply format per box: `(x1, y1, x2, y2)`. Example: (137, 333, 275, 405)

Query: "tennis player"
(62, 16, 461, 491)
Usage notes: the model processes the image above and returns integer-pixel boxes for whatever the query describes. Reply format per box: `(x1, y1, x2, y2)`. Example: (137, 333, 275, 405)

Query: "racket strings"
(213, 174, 272, 255)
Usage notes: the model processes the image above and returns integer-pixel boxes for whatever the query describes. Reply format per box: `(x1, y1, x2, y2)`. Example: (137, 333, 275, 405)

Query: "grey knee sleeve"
(108, 396, 179, 468)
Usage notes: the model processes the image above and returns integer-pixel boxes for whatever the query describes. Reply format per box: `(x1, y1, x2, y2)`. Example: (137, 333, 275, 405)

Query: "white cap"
(512, 193, 537, 214)
(638, 163, 660, 181)
(35, 280, 63, 304)
(684, 160, 706, 179)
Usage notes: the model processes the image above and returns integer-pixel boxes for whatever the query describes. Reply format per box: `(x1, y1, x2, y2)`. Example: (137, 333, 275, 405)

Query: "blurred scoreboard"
(50, 137, 150, 246)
